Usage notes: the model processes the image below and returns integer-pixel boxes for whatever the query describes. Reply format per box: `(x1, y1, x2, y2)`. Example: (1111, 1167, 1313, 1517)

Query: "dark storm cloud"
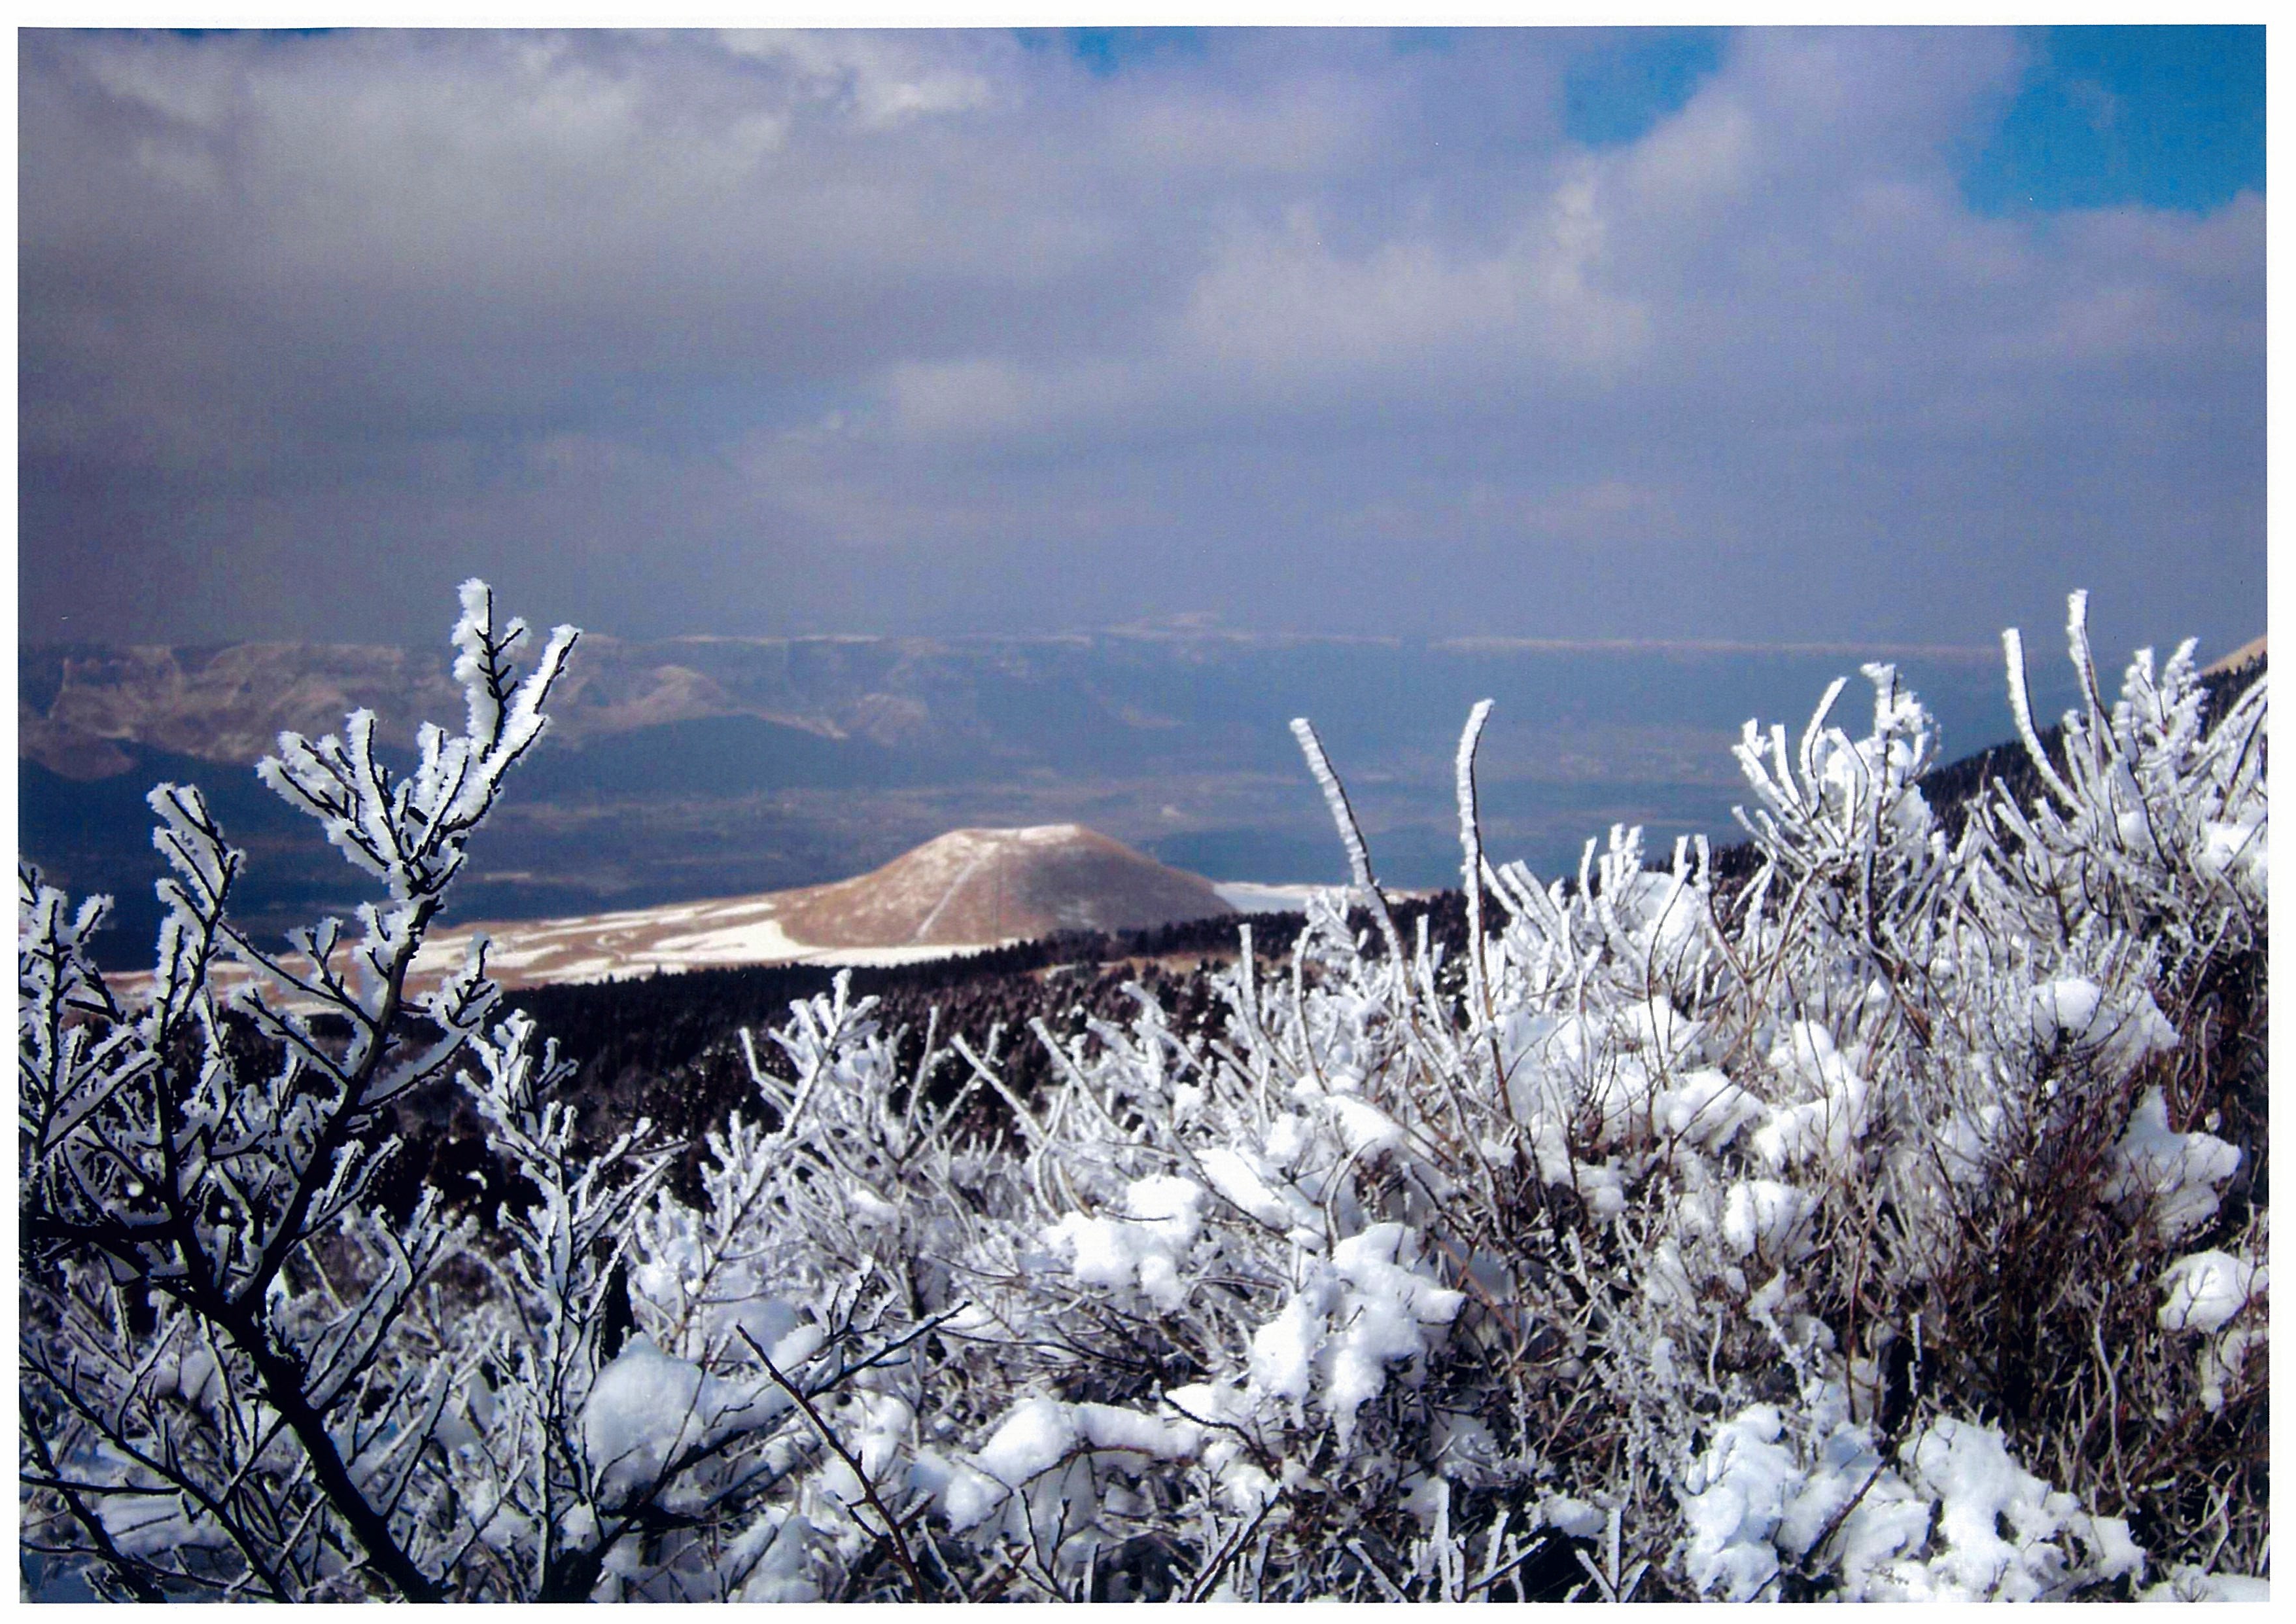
(17, 27, 2264, 658)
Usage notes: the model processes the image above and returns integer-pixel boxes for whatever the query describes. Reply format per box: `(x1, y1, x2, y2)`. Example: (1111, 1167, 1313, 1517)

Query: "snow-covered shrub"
(613, 597, 2263, 1600)
(19, 588, 957, 1601)
(20, 589, 2265, 1601)
(1679, 1388, 2146, 1602)
(769, 595, 2259, 1600)
(1983, 592, 2267, 973)
(20, 582, 581, 1600)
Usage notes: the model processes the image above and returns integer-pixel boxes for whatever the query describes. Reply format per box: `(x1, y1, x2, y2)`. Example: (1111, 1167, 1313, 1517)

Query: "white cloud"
(884, 358, 1037, 440)
(712, 28, 1003, 127)
(17, 27, 2262, 654)
(1175, 179, 1649, 383)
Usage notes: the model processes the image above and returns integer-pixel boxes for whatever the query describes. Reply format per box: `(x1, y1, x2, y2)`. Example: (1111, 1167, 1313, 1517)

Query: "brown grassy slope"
(774, 824, 1232, 947)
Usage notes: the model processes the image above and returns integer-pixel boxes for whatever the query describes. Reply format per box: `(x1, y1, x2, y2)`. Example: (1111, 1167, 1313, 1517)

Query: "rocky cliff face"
(16, 636, 864, 779)
(20, 642, 464, 779)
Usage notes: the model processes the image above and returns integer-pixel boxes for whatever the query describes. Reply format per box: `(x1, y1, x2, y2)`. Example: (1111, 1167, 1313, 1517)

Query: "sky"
(15, 24, 2268, 660)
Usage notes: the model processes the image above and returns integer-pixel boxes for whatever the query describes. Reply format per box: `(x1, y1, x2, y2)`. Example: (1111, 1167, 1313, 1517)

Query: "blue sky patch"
(1018, 27, 1208, 78)
(1563, 28, 1726, 149)
(1962, 26, 2263, 215)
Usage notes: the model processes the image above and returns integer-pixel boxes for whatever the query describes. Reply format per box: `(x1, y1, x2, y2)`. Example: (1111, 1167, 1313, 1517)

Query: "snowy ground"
(97, 894, 1020, 1011)
(1212, 881, 1325, 914)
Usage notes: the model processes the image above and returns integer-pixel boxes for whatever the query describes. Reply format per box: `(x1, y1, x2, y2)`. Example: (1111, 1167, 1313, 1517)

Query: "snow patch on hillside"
(1214, 881, 1323, 913)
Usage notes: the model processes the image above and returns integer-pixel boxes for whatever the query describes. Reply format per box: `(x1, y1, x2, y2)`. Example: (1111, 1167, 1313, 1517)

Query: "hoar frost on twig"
(20, 586, 965, 1600)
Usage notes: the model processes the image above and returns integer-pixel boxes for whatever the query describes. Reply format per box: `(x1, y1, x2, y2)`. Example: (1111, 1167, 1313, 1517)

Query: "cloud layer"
(19, 27, 2264, 657)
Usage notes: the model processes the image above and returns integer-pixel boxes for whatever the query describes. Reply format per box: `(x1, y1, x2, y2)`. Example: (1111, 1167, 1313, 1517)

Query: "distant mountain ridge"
(23, 624, 2141, 970)
(20, 641, 466, 780)
(20, 627, 2038, 782)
